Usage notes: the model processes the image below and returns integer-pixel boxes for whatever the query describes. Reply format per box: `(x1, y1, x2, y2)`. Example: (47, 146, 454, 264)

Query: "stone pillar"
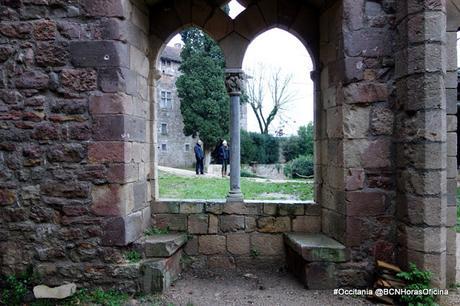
(225, 69, 244, 202)
(395, 0, 448, 288)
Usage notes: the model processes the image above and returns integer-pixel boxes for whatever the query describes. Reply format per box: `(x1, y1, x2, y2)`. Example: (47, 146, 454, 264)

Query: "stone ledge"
(284, 233, 348, 262)
(135, 233, 187, 258)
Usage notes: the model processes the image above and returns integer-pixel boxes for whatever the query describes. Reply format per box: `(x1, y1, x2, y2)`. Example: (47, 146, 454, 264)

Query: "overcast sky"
(168, 2, 460, 136)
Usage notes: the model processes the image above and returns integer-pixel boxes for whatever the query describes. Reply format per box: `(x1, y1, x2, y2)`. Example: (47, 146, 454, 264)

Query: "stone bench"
(134, 233, 187, 293)
(284, 233, 348, 289)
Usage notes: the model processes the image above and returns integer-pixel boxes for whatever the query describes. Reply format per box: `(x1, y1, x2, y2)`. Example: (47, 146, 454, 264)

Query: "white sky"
(168, 3, 460, 136)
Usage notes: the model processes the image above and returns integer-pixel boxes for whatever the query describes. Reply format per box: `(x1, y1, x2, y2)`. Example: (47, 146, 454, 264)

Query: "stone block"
(88, 141, 126, 163)
(279, 204, 304, 216)
(142, 234, 187, 258)
(345, 168, 364, 191)
(89, 93, 133, 115)
(292, 216, 321, 233)
(223, 202, 258, 215)
(343, 104, 370, 138)
(91, 183, 133, 216)
(205, 202, 224, 214)
(245, 217, 256, 232)
(180, 202, 204, 214)
(153, 214, 187, 231)
(263, 203, 277, 215)
(36, 42, 69, 67)
(257, 216, 291, 233)
(304, 204, 321, 216)
(251, 233, 284, 256)
(220, 215, 245, 232)
(102, 212, 142, 246)
(15, 70, 49, 89)
(188, 214, 208, 234)
(305, 262, 337, 289)
(70, 41, 128, 68)
(141, 250, 182, 293)
(404, 226, 446, 253)
(81, 0, 124, 17)
(344, 82, 388, 104)
(184, 236, 198, 256)
(33, 20, 56, 41)
(284, 233, 348, 262)
(405, 249, 446, 288)
(152, 201, 179, 214)
(397, 194, 446, 226)
(198, 235, 226, 255)
(130, 45, 149, 78)
(208, 214, 219, 234)
(227, 233, 250, 255)
(60, 68, 97, 92)
(447, 132, 456, 156)
(346, 191, 386, 216)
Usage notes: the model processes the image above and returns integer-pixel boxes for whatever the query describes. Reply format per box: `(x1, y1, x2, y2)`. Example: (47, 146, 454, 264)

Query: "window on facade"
(161, 143, 167, 151)
(185, 144, 190, 152)
(161, 123, 167, 135)
(160, 91, 172, 109)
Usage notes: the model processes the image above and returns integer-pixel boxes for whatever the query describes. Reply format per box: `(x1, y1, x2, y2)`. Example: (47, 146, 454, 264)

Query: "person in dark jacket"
(218, 140, 230, 177)
(194, 140, 204, 175)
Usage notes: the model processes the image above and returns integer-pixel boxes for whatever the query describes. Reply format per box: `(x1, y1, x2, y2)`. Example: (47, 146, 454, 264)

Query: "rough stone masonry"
(0, 0, 458, 292)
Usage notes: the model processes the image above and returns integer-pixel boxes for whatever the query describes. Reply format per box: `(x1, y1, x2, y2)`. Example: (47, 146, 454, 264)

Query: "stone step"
(141, 249, 182, 293)
(284, 233, 348, 262)
(284, 233, 349, 289)
(135, 233, 188, 258)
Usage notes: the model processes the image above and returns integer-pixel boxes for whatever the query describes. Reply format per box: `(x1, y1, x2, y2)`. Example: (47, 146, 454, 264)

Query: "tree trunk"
(204, 150, 212, 173)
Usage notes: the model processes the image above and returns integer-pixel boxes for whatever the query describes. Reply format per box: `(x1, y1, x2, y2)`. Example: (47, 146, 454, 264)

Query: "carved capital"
(225, 70, 244, 95)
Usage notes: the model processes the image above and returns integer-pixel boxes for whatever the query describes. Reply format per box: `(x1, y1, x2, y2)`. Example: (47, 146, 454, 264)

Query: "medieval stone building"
(156, 43, 248, 168)
(0, 0, 459, 295)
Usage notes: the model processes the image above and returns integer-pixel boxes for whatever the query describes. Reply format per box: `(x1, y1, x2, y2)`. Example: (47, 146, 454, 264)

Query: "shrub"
(284, 155, 314, 178)
(282, 123, 314, 162)
(241, 130, 279, 164)
(124, 250, 141, 263)
(396, 263, 436, 306)
(1, 267, 39, 306)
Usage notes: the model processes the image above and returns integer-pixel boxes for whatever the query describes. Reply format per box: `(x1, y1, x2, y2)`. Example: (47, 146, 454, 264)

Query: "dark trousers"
(196, 158, 204, 174)
(221, 159, 228, 173)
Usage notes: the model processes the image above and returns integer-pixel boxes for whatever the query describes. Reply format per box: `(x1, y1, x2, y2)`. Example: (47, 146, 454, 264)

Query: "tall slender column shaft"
(225, 69, 244, 202)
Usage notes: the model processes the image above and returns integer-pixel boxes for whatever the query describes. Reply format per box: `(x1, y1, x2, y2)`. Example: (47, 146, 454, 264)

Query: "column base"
(226, 190, 244, 203)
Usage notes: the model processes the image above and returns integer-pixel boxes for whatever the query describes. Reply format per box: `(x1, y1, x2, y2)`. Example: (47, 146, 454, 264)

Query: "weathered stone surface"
(15, 70, 49, 89)
(198, 235, 226, 255)
(220, 215, 245, 232)
(141, 250, 182, 293)
(285, 233, 348, 262)
(188, 214, 208, 234)
(36, 42, 69, 67)
(60, 69, 97, 92)
(251, 233, 284, 256)
(33, 283, 76, 299)
(70, 41, 128, 68)
(292, 216, 321, 233)
(141, 234, 187, 258)
(153, 214, 187, 231)
(223, 202, 258, 215)
(226, 233, 250, 255)
(80, 0, 124, 17)
(180, 202, 204, 214)
(257, 217, 291, 233)
(207, 255, 236, 269)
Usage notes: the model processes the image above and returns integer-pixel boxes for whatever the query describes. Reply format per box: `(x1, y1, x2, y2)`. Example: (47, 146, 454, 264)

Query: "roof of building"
(161, 45, 182, 63)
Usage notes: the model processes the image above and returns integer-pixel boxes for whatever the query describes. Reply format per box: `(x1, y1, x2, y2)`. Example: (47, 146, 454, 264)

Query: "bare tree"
(245, 65, 296, 134)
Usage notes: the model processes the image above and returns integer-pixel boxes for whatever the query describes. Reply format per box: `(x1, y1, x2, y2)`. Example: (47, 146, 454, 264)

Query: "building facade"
(156, 44, 248, 168)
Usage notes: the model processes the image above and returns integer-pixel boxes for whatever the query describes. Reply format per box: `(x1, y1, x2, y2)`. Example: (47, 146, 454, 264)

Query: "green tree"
(176, 28, 229, 157)
(282, 122, 314, 162)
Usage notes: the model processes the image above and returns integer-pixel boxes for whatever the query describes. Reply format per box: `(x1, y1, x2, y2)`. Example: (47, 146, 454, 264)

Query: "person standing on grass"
(219, 140, 230, 177)
(194, 140, 204, 175)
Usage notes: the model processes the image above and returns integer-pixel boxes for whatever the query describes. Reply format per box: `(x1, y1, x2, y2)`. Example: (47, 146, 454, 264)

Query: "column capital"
(225, 69, 244, 95)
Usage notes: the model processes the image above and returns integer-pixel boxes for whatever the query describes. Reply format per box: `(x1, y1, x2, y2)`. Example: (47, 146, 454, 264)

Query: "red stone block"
(346, 191, 386, 216)
(60, 69, 97, 92)
(66, 123, 91, 141)
(33, 20, 57, 40)
(345, 168, 364, 191)
(0, 188, 16, 205)
(91, 184, 122, 216)
(36, 42, 69, 67)
(80, 0, 124, 17)
(344, 82, 388, 104)
(31, 123, 60, 140)
(361, 138, 391, 168)
(0, 22, 31, 39)
(88, 141, 125, 163)
(89, 93, 132, 115)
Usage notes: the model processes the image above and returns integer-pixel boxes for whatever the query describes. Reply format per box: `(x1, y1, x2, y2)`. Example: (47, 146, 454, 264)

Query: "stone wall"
(152, 200, 320, 269)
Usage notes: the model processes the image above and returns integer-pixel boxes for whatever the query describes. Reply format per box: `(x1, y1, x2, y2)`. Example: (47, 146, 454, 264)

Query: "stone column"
(225, 69, 244, 202)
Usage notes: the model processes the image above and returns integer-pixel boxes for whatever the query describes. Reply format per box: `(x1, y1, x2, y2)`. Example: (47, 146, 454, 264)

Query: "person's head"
(222, 140, 227, 147)
(198, 140, 203, 146)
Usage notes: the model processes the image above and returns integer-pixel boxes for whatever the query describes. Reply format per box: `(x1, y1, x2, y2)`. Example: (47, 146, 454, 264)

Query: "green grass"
(145, 226, 170, 236)
(159, 171, 313, 200)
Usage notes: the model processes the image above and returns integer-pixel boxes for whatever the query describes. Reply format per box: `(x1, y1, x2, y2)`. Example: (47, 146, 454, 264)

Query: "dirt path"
(159, 269, 376, 306)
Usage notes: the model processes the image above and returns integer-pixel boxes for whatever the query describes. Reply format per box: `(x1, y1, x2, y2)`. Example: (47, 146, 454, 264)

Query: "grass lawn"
(159, 171, 314, 201)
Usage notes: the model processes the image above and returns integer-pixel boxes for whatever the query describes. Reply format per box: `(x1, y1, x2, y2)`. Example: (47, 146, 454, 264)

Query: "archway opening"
(240, 28, 315, 201)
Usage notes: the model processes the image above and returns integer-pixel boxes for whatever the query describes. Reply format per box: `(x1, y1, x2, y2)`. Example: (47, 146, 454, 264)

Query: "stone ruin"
(0, 0, 459, 293)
